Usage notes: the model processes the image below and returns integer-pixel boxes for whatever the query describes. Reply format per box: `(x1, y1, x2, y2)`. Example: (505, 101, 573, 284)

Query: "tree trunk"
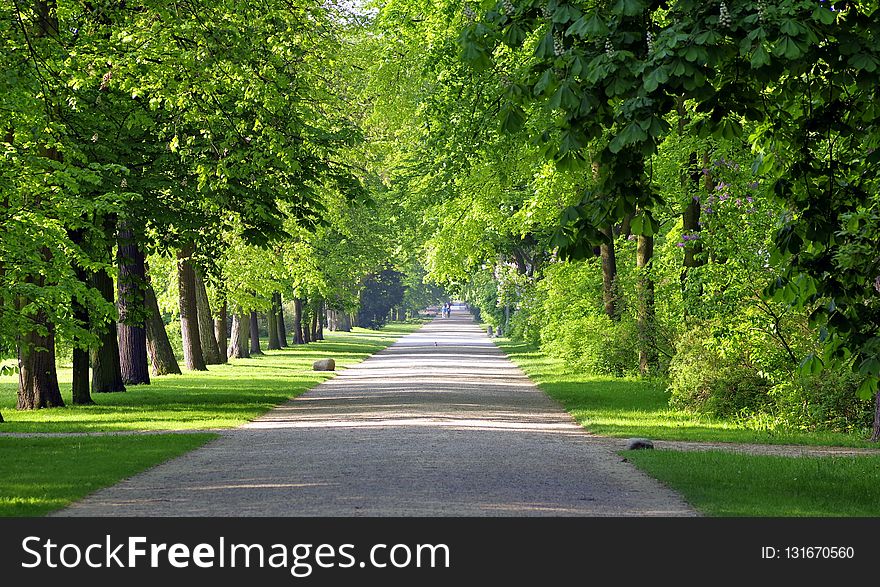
(274, 292, 287, 347)
(249, 310, 263, 354)
(317, 302, 324, 340)
(637, 234, 657, 375)
(194, 269, 222, 364)
(68, 228, 93, 405)
(292, 297, 305, 344)
(17, 308, 64, 409)
(599, 225, 619, 321)
(228, 312, 250, 359)
(310, 310, 319, 342)
(16, 0, 64, 411)
(117, 225, 150, 385)
(267, 301, 281, 350)
(177, 245, 207, 371)
(91, 255, 126, 394)
(214, 299, 228, 363)
(144, 282, 181, 375)
(339, 312, 351, 332)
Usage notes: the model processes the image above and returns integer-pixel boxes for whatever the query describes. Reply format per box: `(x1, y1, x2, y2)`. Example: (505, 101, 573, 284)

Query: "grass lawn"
(497, 338, 880, 516)
(0, 322, 421, 516)
(0, 323, 421, 433)
(623, 450, 880, 516)
(496, 340, 878, 448)
(0, 434, 215, 516)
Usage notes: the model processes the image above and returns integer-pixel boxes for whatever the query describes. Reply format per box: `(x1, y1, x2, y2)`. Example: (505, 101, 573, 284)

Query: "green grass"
(0, 433, 216, 516)
(623, 450, 880, 516)
(0, 324, 421, 433)
(496, 339, 878, 448)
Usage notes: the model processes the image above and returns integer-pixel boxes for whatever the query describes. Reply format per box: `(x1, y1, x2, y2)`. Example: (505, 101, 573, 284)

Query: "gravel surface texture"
(56, 308, 698, 517)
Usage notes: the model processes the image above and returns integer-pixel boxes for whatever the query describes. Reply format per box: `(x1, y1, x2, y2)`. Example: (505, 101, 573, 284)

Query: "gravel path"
(56, 308, 697, 517)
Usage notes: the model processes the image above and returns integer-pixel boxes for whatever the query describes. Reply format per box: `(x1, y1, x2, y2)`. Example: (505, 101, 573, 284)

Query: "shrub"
(542, 313, 640, 377)
(769, 370, 874, 434)
(668, 326, 773, 417)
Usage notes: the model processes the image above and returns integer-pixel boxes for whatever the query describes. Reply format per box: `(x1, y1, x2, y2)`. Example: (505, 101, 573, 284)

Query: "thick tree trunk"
(292, 297, 305, 344)
(228, 312, 250, 359)
(267, 299, 281, 350)
(91, 257, 126, 394)
(214, 299, 228, 363)
(274, 292, 287, 347)
(637, 234, 657, 375)
(249, 310, 263, 355)
(17, 309, 64, 409)
(144, 283, 181, 375)
(16, 1, 64, 410)
(194, 269, 222, 364)
(177, 245, 207, 371)
(599, 225, 619, 321)
(117, 226, 150, 385)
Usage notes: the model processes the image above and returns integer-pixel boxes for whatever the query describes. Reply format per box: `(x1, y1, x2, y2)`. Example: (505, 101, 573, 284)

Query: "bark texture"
(177, 246, 207, 371)
(292, 297, 305, 344)
(144, 283, 182, 375)
(91, 258, 126, 393)
(194, 269, 222, 364)
(637, 234, 657, 375)
(117, 226, 150, 385)
(249, 310, 263, 354)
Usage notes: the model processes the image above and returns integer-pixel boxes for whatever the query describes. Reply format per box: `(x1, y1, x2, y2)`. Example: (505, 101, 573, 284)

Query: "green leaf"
(500, 104, 526, 133)
(857, 376, 879, 400)
(583, 13, 610, 36)
(535, 31, 556, 59)
(751, 43, 771, 68)
(811, 7, 836, 25)
(859, 357, 880, 378)
(503, 24, 527, 47)
(848, 53, 878, 72)
(534, 69, 556, 96)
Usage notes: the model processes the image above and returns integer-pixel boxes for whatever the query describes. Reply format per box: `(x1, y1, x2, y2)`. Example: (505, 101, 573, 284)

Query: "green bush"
(769, 370, 874, 434)
(542, 313, 640, 377)
(668, 327, 773, 417)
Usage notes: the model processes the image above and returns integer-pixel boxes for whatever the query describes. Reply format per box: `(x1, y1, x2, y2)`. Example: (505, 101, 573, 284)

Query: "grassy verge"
(0, 433, 216, 516)
(496, 339, 877, 448)
(497, 338, 880, 516)
(0, 323, 421, 433)
(623, 450, 880, 516)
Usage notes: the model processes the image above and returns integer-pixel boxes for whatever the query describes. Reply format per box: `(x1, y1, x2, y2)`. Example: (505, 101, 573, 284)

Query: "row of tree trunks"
(145, 283, 182, 375)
